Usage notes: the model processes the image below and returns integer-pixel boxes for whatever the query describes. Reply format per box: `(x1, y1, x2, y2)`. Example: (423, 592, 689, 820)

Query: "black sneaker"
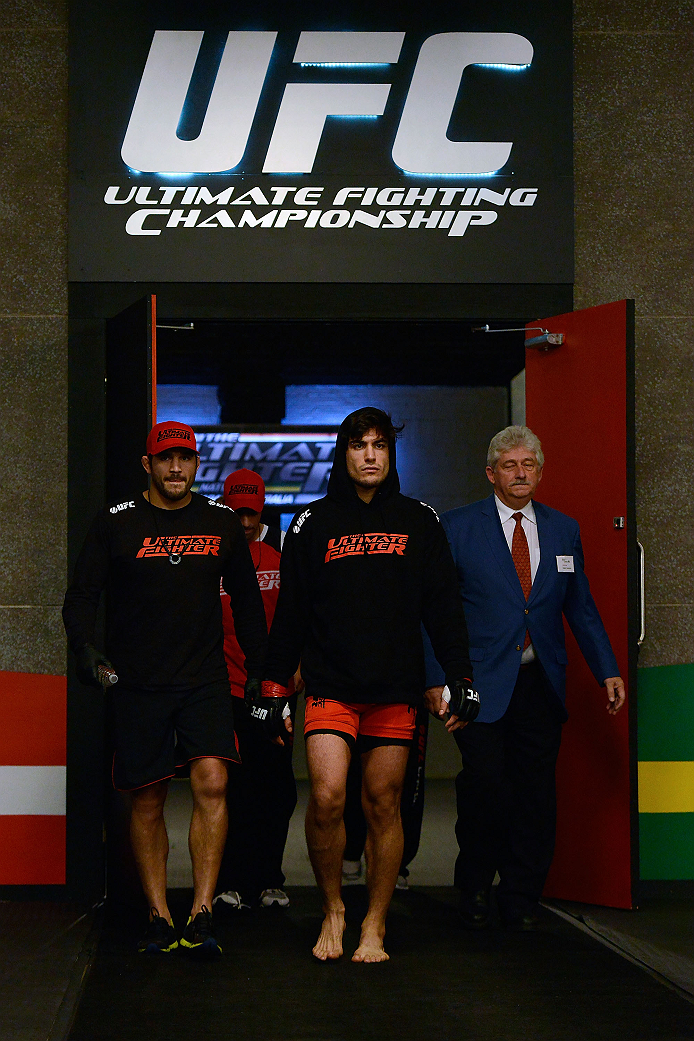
(180, 905, 222, 958)
(137, 909, 178, 954)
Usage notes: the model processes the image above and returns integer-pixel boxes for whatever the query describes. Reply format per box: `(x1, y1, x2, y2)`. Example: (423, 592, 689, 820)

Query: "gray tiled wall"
(0, 2, 67, 674)
(574, 1, 694, 667)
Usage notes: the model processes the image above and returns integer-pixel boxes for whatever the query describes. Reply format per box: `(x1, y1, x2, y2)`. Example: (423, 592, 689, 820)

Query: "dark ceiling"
(156, 319, 525, 422)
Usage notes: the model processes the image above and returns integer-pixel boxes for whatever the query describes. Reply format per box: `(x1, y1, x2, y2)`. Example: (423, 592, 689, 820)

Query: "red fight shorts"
(304, 696, 416, 751)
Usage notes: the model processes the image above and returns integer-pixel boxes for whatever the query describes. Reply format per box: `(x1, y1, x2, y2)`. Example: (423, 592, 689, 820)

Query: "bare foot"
(312, 910, 345, 961)
(352, 942, 389, 963)
(352, 926, 389, 963)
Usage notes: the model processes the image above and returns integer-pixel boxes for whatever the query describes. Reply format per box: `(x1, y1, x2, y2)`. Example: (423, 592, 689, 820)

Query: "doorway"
(154, 315, 523, 793)
(65, 281, 572, 904)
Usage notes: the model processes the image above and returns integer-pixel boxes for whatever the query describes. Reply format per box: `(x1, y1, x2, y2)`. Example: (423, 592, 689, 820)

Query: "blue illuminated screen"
(192, 429, 338, 506)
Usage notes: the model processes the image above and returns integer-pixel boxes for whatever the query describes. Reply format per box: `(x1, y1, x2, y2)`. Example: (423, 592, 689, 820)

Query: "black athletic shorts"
(110, 679, 240, 791)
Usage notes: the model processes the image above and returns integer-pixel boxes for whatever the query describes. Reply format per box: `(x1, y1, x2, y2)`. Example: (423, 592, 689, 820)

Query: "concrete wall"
(0, 1, 67, 675)
(573, 1, 694, 877)
(574, 0, 693, 670)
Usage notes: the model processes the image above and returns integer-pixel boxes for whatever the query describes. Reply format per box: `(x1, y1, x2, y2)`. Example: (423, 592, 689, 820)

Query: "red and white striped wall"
(0, 671, 66, 884)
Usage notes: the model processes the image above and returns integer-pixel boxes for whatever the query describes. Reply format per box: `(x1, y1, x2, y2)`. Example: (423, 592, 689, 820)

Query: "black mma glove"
(447, 679, 481, 722)
(249, 681, 290, 741)
(75, 643, 115, 689)
(243, 676, 262, 707)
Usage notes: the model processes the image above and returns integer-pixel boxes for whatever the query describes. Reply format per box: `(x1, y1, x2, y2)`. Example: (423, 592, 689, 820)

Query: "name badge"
(556, 555, 574, 573)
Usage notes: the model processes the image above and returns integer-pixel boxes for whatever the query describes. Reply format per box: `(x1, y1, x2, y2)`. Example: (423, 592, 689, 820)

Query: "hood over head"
(327, 406, 401, 505)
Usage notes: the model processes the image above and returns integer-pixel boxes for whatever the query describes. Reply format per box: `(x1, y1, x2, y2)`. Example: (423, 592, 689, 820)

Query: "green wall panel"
(640, 813, 694, 880)
(638, 663, 694, 761)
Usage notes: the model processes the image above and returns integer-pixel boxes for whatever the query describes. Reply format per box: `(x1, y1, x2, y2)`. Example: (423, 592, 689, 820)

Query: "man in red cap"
(63, 423, 267, 958)
(220, 468, 266, 543)
(214, 469, 298, 912)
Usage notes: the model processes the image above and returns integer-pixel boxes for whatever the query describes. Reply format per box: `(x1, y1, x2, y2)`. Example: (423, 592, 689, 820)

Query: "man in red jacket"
(214, 469, 298, 912)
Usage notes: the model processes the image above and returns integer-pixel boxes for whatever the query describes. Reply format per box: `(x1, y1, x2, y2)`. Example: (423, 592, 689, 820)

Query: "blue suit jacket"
(424, 494, 619, 723)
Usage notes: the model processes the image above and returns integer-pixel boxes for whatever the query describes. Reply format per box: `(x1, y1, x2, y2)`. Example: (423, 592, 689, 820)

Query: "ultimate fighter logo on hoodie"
(137, 535, 222, 558)
(325, 533, 408, 562)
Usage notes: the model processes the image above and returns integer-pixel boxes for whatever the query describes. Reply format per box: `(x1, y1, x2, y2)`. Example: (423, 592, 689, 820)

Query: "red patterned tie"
(512, 512, 532, 649)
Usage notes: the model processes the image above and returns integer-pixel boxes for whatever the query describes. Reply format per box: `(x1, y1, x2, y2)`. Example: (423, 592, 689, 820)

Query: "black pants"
(453, 662, 564, 918)
(216, 695, 298, 903)
(343, 705, 428, 876)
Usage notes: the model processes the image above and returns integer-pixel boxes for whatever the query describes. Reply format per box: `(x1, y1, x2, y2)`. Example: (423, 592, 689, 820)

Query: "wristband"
(261, 680, 290, 698)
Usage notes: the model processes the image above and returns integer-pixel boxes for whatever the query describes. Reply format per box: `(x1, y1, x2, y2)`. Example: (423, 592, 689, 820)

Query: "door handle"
(637, 540, 646, 646)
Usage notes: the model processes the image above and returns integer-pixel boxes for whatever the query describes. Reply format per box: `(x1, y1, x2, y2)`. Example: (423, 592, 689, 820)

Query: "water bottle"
(97, 665, 118, 690)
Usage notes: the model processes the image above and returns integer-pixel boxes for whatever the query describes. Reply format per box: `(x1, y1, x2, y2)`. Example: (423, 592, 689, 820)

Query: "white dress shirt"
(495, 496, 540, 663)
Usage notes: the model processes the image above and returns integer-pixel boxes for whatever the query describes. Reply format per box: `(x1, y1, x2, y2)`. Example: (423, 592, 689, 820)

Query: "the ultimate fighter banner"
(193, 430, 338, 506)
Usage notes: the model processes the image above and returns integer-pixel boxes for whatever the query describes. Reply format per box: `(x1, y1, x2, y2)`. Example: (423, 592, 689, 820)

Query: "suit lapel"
(528, 500, 553, 604)
(481, 495, 527, 604)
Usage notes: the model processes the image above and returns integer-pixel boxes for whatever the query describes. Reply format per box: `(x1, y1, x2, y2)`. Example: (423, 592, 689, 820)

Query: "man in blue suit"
(425, 425, 625, 930)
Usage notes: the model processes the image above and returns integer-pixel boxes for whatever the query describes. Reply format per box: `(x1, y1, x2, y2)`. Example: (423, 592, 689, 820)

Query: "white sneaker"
(212, 890, 250, 911)
(259, 888, 290, 908)
(342, 859, 363, 884)
(395, 874, 409, 890)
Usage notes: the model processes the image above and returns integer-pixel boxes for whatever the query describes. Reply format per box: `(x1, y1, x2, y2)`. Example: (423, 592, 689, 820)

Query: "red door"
(525, 299, 637, 909)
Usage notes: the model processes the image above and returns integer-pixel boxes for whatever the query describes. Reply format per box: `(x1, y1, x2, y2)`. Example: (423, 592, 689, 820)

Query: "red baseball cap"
(146, 421, 198, 456)
(223, 469, 265, 513)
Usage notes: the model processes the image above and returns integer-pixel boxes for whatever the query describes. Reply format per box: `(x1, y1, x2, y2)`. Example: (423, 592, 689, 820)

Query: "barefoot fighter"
(248, 407, 478, 962)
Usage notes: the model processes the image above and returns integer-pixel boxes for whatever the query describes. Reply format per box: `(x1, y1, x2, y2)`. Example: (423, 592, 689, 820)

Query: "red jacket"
(221, 526, 291, 697)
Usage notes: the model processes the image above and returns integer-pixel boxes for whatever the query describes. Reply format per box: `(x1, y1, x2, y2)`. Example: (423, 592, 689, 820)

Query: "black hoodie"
(265, 408, 471, 704)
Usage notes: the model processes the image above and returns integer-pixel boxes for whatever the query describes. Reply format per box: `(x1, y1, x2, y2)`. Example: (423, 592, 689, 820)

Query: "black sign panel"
(69, 0, 572, 283)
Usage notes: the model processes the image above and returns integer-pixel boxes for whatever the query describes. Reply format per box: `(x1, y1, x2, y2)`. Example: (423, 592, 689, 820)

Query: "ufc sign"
(121, 30, 533, 176)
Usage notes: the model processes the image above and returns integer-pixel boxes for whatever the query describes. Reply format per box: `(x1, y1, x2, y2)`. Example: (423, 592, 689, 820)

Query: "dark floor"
(4, 781, 694, 1040)
(0, 900, 97, 1041)
(5, 891, 694, 1041)
(66, 888, 694, 1041)
(549, 896, 694, 1000)
(167, 778, 694, 1001)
